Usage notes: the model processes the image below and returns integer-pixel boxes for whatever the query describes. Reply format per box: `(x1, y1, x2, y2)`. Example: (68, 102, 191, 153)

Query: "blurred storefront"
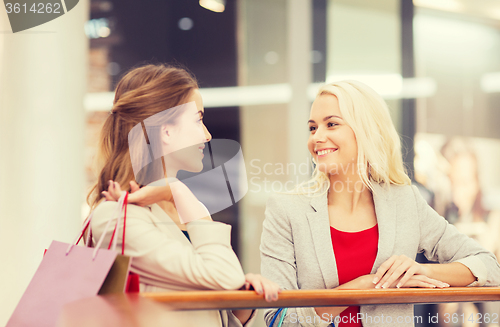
(413, 1, 500, 326)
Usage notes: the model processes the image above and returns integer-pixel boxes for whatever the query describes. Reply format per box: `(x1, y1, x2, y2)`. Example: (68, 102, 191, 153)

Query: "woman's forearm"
(422, 262, 476, 286)
(314, 275, 374, 321)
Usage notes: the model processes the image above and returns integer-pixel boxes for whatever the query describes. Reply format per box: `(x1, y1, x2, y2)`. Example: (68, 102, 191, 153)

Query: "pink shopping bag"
(6, 194, 129, 327)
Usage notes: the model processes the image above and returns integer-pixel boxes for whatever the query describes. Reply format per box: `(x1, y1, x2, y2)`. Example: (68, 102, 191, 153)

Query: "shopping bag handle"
(92, 191, 127, 259)
(65, 191, 127, 259)
(107, 192, 128, 255)
(74, 212, 93, 247)
(66, 211, 95, 255)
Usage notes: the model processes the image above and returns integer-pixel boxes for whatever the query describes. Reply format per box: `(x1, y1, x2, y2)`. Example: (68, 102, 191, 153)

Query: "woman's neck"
(159, 166, 184, 230)
(163, 156, 179, 180)
(327, 173, 372, 213)
(156, 199, 187, 231)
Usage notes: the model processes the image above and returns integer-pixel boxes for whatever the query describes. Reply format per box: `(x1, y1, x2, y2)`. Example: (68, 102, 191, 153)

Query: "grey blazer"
(260, 183, 500, 327)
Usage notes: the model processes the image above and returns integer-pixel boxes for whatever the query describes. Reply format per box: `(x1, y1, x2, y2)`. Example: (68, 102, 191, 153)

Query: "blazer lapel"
(306, 193, 339, 289)
(370, 183, 397, 273)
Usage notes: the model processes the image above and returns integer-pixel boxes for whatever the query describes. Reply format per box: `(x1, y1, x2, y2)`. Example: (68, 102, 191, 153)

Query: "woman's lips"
(316, 148, 337, 157)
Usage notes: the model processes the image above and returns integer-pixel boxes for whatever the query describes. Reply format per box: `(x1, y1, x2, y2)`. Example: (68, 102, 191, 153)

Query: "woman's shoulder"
(374, 182, 418, 201)
(374, 182, 430, 217)
(91, 200, 154, 224)
(266, 192, 321, 217)
(267, 192, 313, 205)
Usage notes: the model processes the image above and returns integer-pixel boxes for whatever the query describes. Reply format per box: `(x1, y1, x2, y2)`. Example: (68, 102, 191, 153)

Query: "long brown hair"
(87, 64, 199, 209)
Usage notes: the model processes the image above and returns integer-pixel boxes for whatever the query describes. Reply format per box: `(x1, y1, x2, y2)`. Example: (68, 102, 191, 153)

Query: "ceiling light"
(481, 72, 500, 93)
(413, 0, 465, 13)
(199, 0, 225, 13)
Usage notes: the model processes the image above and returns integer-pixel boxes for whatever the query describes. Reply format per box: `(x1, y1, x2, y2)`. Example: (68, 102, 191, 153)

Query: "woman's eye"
(309, 126, 316, 132)
(327, 122, 337, 127)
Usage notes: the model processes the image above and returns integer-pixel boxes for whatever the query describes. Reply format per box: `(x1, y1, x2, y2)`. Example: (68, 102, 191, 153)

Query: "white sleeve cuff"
(456, 256, 488, 286)
(294, 307, 332, 327)
(187, 221, 232, 248)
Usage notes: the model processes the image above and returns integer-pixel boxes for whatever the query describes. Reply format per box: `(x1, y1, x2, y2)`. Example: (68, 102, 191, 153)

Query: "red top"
(330, 225, 379, 327)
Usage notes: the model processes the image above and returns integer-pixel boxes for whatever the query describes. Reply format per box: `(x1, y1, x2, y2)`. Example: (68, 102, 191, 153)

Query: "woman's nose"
(203, 124, 212, 142)
(312, 127, 326, 143)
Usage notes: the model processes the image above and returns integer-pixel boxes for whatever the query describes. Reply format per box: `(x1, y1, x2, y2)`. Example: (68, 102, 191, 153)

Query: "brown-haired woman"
(87, 64, 279, 327)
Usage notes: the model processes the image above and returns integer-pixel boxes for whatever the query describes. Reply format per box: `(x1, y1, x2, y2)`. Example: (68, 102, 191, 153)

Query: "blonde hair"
(86, 64, 198, 210)
(295, 80, 411, 196)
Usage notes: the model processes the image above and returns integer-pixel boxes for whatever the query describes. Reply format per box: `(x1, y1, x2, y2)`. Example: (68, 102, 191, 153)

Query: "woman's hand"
(101, 180, 129, 201)
(101, 180, 172, 206)
(340, 273, 448, 290)
(102, 180, 212, 223)
(232, 274, 281, 325)
(242, 273, 281, 302)
(338, 274, 376, 289)
(397, 275, 449, 288)
(372, 255, 440, 288)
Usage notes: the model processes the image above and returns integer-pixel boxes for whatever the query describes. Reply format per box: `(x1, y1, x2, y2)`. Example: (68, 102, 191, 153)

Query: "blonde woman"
(88, 64, 279, 327)
(260, 80, 500, 327)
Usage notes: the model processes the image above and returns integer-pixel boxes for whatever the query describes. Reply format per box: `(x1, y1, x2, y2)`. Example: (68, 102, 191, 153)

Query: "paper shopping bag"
(98, 254, 132, 294)
(7, 194, 129, 327)
(6, 240, 117, 327)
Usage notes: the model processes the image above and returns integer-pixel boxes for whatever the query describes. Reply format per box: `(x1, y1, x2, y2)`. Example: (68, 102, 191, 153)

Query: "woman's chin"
(182, 162, 204, 173)
(316, 162, 335, 175)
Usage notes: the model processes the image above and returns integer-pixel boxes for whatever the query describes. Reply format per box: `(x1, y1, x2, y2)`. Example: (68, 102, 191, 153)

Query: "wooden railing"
(58, 288, 500, 326)
(141, 287, 500, 310)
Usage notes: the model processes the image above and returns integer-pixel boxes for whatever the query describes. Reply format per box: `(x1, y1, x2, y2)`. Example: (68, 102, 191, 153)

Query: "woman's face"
(307, 94, 358, 177)
(163, 89, 212, 174)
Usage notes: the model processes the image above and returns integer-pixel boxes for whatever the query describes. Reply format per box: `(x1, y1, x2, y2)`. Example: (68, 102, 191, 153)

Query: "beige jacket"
(91, 200, 254, 327)
(260, 183, 500, 327)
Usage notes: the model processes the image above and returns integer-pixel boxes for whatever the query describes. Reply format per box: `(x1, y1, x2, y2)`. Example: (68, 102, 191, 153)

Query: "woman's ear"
(161, 124, 170, 145)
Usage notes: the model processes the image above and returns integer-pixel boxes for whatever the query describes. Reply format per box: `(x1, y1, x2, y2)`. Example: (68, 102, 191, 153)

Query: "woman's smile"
(315, 148, 338, 157)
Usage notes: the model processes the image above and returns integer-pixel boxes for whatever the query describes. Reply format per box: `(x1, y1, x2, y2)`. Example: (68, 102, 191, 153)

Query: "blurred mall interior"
(1, 0, 500, 326)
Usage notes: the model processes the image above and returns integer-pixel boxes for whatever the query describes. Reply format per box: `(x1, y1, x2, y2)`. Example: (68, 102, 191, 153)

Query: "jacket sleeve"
(91, 202, 245, 291)
(260, 195, 331, 327)
(413, 185, 500, 286)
